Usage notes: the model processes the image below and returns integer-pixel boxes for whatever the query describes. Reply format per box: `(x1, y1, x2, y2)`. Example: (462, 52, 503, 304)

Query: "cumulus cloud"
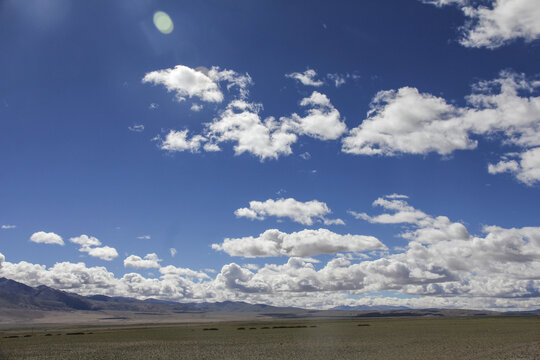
(147, 65, 351, 160)
(286, 69, 324, 87)
(1, 193, 540, 311)
(352, 195, 470, 244)
(203, 100, 298, 160)
(423, 0, 540, 48)
(0, 255, 211, 301)
(212, 228, 385, 258)
(69, 235, 118, 261)
(342, 87, 474, 156)
(342, 71, 540, 184)
(214, 196, 540, 302)
(142, 65, 252, 103)
(349, 196, 430, 225)
(201, 93, 346, 159)
(159, 265, 210, 280)
(235, 198, 344, 226)
(285, 92, 347, 140)
(159, 129, 207, 153)
(1, 225, 16, 229)
(124, 253, 162, 269)
(70, 234, 101, 247)
(30, 231, 64, 245)
(81, 246, 119, 261)
(488, 147, 540, 185)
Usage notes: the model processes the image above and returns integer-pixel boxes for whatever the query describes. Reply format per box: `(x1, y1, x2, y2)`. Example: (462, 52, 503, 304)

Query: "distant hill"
(0, 277, 537, 320)
(331, 305, 410, 311)
(0, 277, 93, 311)
(0, 278, 299, 314)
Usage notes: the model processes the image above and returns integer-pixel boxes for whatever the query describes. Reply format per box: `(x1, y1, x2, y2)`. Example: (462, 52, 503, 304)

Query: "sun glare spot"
(153, 11, 174, 34)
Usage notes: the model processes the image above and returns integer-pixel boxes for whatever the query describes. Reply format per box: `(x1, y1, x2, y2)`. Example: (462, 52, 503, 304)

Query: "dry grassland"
(0, 317, 538, 359)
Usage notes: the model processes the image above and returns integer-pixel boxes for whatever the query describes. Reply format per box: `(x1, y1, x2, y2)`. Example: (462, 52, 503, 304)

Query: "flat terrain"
(0, 317, 538, 359)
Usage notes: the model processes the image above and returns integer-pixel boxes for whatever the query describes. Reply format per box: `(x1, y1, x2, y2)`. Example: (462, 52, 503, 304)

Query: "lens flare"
(153, 11, 174, 34)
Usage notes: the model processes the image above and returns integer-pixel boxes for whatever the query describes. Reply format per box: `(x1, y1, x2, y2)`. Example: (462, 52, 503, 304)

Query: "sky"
(0, 0, 539, 310)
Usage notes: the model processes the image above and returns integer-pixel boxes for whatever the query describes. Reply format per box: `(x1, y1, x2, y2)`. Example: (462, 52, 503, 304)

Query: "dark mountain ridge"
(0, 277, 538, 317)
(0, 277, 299, 314)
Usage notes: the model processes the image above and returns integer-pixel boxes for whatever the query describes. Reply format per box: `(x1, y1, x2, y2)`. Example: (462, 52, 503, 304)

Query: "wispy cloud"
(128, 124, 144, 132)
(286, 68, 324, 87)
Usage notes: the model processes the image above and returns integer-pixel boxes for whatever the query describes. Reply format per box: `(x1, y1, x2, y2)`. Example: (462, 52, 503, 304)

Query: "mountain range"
(1, 277, 537, 320)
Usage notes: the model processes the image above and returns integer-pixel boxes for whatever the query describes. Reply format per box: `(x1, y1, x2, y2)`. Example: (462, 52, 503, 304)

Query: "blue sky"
(1, 0, 539, 310)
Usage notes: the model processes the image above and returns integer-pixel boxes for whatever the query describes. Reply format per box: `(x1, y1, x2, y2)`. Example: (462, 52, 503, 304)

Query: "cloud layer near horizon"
(2, 195, 538, 311)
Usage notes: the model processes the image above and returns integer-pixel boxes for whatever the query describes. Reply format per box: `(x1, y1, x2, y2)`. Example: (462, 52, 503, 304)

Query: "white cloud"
(142, 65, 223, 103)
(285, 92, 347, 140)
(190, 103, 203, 112)
(322, 218, 346, 226)
(488, 147, 540, 185)
(352, 196, 470, 244)
(299, 152, 311, 160)
(128, 124, 144, 132)
(342, 87, 474, 156)
(424, 0, 540, 48)
(70, 234, 101, 247)
(286, 69, 324, 87)
(170, 248, 177, 257)
(214, 196, 540, 301)
(234, 198, 344, 225)
(349, 196, 429, 225)
(212, 228, 385, 258)
(204, 100, 298, 160)
(1, 225, 16, 229)
(0, 254, 211, 301)
(30, 231, 64, 245)
(342, 71, 540, 184)
(386, 193, 409, 199)
(149, 103, 159, 110)
(81, 246, 119, 261)
(208, 67, 253, 99)
(142, 65, 252, 103)
(327, 73, 346, 87)
(159, 129, 207, 153)
(201, 93, 344, 159)
(124, 253, 162, 269)
(326, 73, 360, 87)
(69, 235, 118, 261)
(137, 235, 151, 240)
(147, 65, 351, 161)
(2, 192, 540, 312)
(243, 263, 260, 271)
(159, 265, 209, 280)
